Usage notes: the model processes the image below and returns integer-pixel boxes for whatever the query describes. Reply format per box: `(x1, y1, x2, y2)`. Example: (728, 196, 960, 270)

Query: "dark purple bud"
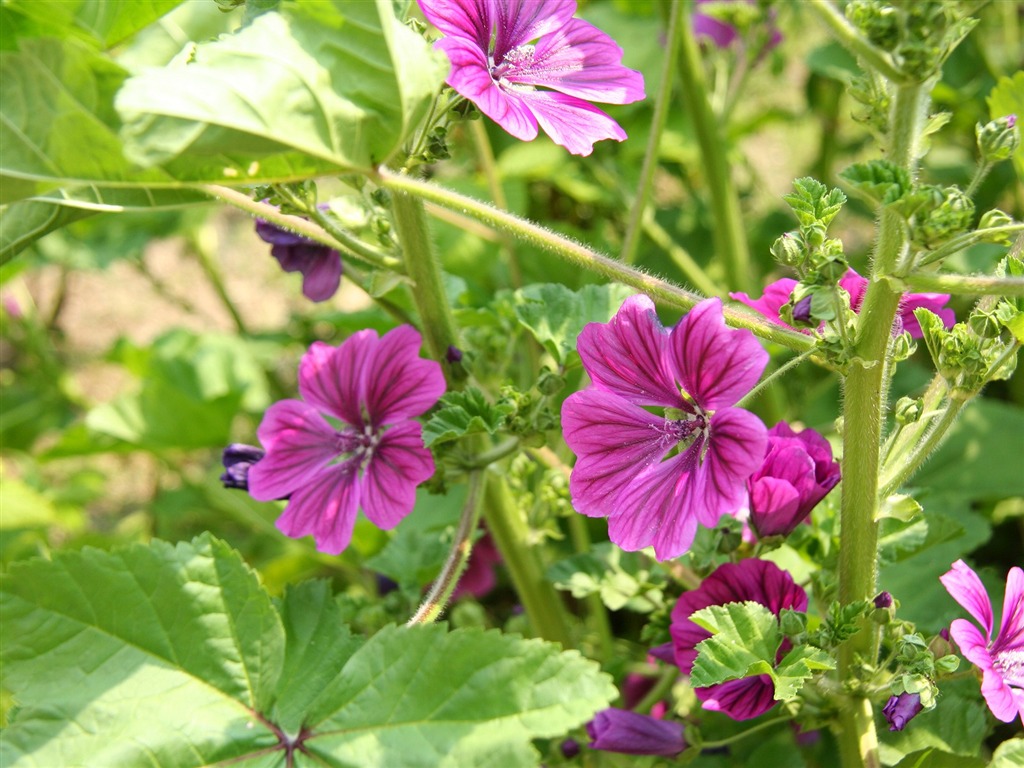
(883, 692, 923, 731)
(560, 738, 580, 759)
(446, 345, 463, 363)
(939, 627, 950, 642)
(376, 575, 399, 596)
(874, 591, 893, 609)
(220, 444, 265, 491)
(586, 708, 686, 757)
(791, 294, 813, 324)
(648, 642, 676, 665)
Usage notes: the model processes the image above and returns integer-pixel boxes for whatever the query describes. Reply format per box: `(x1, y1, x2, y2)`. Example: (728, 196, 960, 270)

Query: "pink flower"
(256, 214, 342, 302)
(670, 559, 808, 720)
(730, 269, 955, 339)
(248, 327, 445, 554)
(417, 0, 645, 156)
(940, 560, 1024, 725)
(748, 422, 840, 538)
(561, 296, 768, 560)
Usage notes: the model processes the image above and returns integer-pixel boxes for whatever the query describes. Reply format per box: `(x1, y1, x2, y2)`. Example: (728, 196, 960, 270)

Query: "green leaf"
(988, 72, 1024, 181)
(0, 534, 285, 766)
(689, 602, 781, 688)
(0, 472, 60, 529)
(117, 0, 447, 175)
(512, 283, 635, 364)
(422, 388, 515, 447)
(894, 749, 987, 768)
(0, 0, 185, 51)
(839, 160, 911, 207)
(782, 177, 847, 228)
(771, 646, 835, 700)
(990, 739, 1024, 768)
(547, 543, 666, 613)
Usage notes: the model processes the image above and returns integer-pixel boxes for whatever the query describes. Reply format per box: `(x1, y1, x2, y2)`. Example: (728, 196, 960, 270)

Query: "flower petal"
(493, 0, 578, 62)
(995, 567, 1024, 662)
(981, 666, 1023, 723)
(248, 400, 339, 501)
(748, 476, 803, 537)
(586, 708, 686, 757)
(941, 560, 994, 638)
(838, 270, 867, 311)
(514, 89, 627, 156)
(670, 298, 768, 410)
(506, 19, 645, 104)
(697, 408, 768, 526)
(730, 278, 799, 331)
(364, 325, 446, 426)
(563, 389, 677, 518)
(900, 293, 955, 338)
(417, 0, 493, 49)
(948, 619, 994, 673)
(298, 335, 374, 427)
(696, 676, 777, 721)
(292, 245, 342, 303)
(576, 294, 680, 407)
(360, 421, 435, 530)
(275, 463, 360, 555)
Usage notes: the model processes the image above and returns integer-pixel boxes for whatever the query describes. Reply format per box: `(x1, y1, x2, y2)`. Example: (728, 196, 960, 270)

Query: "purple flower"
(248, 326, 446, 554)
(220, 443, 266, 491)
(874, 591, 893, 609)
(883, 692, 923, 731)
(940, 560, 1024, 725)
(693, 0, 782, 51)
(586, 708, 687, 757)
(670, 559, 808, 720)
(730, 269, 955, 339)
(562, 296, 768, 560)
(255, 217, 342, 302)
(748, 422, 840, 538)
(417, 0, 645, 156)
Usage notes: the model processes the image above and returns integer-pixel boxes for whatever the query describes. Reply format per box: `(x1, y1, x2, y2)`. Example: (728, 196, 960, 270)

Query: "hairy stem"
(469, 120, 522, 286)
(902, 272, 1024, 296)
(806, 0, 907, 84)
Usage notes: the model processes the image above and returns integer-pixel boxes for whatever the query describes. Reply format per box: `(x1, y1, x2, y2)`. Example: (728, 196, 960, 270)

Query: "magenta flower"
(562, 296, 768, 560)
(248, 327, 445, 554)
(748, 422, 840, 538)
(730, 269, 955, 339)
(255, 216, 342, 302)
(670, 559, 808, 720)
(417, 0, 645, 156)
(940, 560, 1024, 725)
(586, 708, 687, 757)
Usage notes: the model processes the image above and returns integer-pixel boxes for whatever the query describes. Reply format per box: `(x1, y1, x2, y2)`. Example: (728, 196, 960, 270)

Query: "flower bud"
(873, 591, 893, 609)
(894, 396, 922, 425)
(771, 232, 805, 267)
(586, 709, 687, 757)
(914, 186, 975, 248)
(220, 444, 266, 491)
(976, 115, 1020, 163)
(883, 692, 923, 731)
(969, 309, 1002, 339)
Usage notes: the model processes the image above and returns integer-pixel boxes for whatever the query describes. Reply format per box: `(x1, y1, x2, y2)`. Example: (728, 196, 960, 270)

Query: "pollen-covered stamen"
(490, 44, 536, 81)
(994, 648, 1024, 687)
(333, 427, 383, 470)
(665, 411, 707, 445)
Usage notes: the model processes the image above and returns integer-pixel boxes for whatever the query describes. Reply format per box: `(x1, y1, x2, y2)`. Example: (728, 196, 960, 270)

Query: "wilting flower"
(220, 444, 266, 491)
(586, 708, 687, 757)
(883, 692, 924, 731)
(730, 269, 954, 339)
(255, 216, 342, 302)
(562, 296, 768, 560)
(748, 422, 840, 538)
(418, 0, 645, 156)
(940, 560, 1024, 725)
(670, 559, 808, 720)
(693, 0, 782, 52)
(248, 326, 445, 554)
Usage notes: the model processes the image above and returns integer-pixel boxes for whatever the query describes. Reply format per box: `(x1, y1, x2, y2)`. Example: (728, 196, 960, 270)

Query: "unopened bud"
(977, 115, 1020, 163)
(894, 397, 922, 425)
(771, 232, 804, 267)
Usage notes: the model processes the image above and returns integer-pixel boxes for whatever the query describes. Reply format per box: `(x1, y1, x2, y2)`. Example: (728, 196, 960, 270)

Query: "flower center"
(663, 411, 708, 456)
(334, 426, 382, 471)
(994, 647, 1024, 687)
(490, 44, 536, 81)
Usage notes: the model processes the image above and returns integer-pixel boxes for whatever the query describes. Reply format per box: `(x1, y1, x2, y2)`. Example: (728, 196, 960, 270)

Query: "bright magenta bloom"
(562, 296, 768, 560)
(248, 327, 445, 554)
(730, 269, 955, 339)
(940, 560, 1024, 725)
(670, 559, 808, 720)
(417, 0, 645, 156)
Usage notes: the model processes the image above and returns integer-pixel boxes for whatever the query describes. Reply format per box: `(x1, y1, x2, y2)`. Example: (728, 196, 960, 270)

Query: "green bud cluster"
(908, 185, 974, 249)
(917, 304, 1020, 396)
(893, 396, 923, 425)
(976, 114, 1020, 163)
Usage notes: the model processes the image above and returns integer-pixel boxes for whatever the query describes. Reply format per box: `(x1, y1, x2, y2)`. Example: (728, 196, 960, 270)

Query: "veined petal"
(275, 463, 360, 555)
(730, 278, 799, 331)
(941, 560, 994, 638)
(576, 294, 680, 407)
(361, 422, 435, 530)
(949, 619, 994, 672)
(696, 408, 768, 526)
(749, 477, 803, 537)
(506, 19, 645, 104)
(900, 293, 955, 338)
(995, 566, 1024, 658)
(298, 335, 374, 427)
(249, 400, 339, 501)
(437, 38, 539, 141)
(670, 298, 768, 410)
(563, 389, 677, 518)
(493, 0, 577, 62)
(515, 89, 626, 156)
(417, 0, 493, 49)
(981, 667, 1023, 723)
(288, 245, 342, 303)
(364, 325, 446, 425)
(696, 676, 777, 721)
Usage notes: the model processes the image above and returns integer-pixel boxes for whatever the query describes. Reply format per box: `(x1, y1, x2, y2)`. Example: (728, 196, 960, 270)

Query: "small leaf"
(771, 646, 835, 700)
(689, 602, 781, 688)
(547, 543, 666, 613)
(839, 160, 911, 206)
(422, 388, 514, 447)
(782, 177, 847, 228)
(878, 493, 924, 522)
(989, 738, 1024, 768)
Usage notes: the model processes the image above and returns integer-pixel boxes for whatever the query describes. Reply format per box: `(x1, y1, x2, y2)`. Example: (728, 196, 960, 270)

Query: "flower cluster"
(418, 0, 645, 156)
(248, 326, 445, 554)
(255, 215, 342, 302)
(562, 296, 768, 560)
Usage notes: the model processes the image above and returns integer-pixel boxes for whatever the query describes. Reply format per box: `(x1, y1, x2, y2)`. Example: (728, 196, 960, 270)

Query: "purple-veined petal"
(995, 566, 1024, 661)
(748, 476, 803, 537)
(948, 619, 994, 673)
(493, 0, 578, 62)
(248, 400, 340, 501)
(729, 278, 804, 332)
(696, 676, 777, 721)
(514, 89, 627, 156)
(696, 408, 768, 526)
(298, 335, 374, 427)
(981, 666, 1023, 723)
(417, 0, 493, 49)
(360, 421, 435, 530)
(363, 325, 446, 426)
(275, 462, 360, 555)
(278, 244, 342, 303)
(505, 19, 645, 104)
(941, 560, 994, 638)
(900, 293, 955, 338)
(670, 298, 768, 410)
(563, 389, 678, 518)
(576, 294, 680, 407)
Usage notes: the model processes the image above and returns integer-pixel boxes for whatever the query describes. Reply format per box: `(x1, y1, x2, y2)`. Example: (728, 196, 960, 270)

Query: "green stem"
(469, 120, 522, 286)
(408, 470, 486, 624)
(700, 715, 792, 749)
(621, 0, 682, 267)
(806, 0, 907, 84)
(902, 272, 1024, 296)
(190, 227, 249, 336)
(833, 698, 882, 768)
(675, 1, 753, 292)
(461, 437, 520, 469)
(879, 396, 965, 498)
(376, 168, 816, 353)
(915, 224, 1024, 268)
(965, 160, 993, 198)
(483, 473, 572, 647)
(567, 514, 614, 661)
(632, 667, 678, 714)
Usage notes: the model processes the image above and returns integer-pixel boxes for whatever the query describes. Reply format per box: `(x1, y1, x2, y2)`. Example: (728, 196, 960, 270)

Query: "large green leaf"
(689, 602, 781, 687)
(0, 0, 185, 51)
(117, 0, 447, 175)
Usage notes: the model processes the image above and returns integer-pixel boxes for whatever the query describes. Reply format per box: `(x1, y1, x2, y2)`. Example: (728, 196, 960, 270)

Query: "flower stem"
(878, 396, 965, 498)
(621, 0, 682, 267)
(700, 715, 792, 749)
(675, 1, 753, 293)
(376, 169, 815, 353)
(482, 473, 573, 647)
(806, 0, 907, 84)
(408, 470, 486, 625)
(642, 213, 721, 297)
(914, 224, 1024, 268)
(461, 437, 520, 469)
(902, 272, 1024, 296)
